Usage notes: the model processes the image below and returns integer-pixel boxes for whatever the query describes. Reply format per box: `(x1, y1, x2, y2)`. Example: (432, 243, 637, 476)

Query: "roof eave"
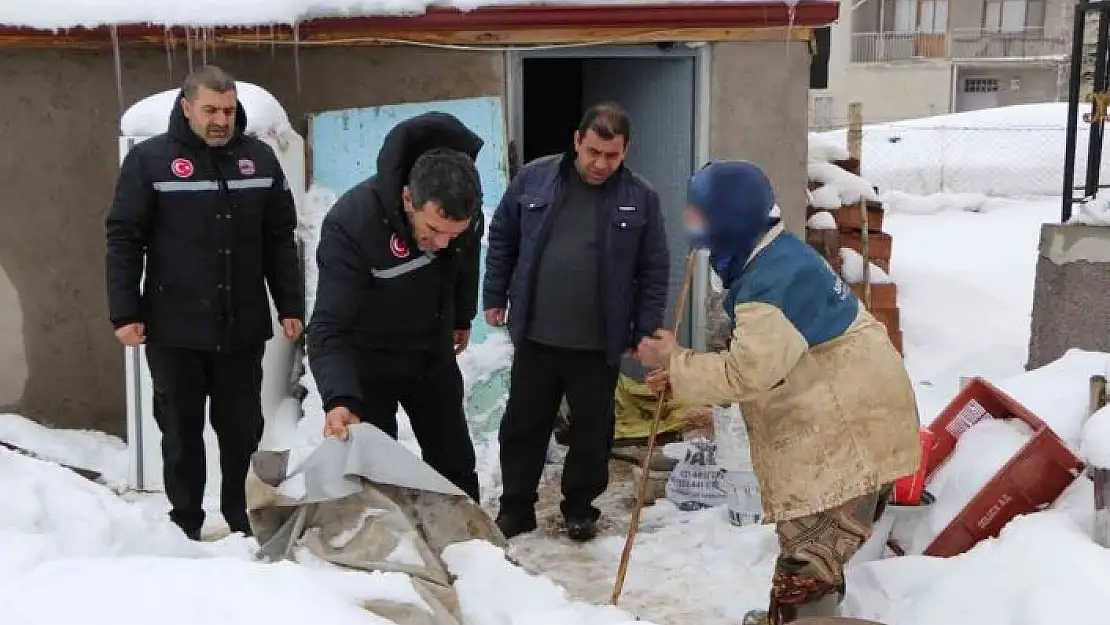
(0, 2, 839, 46)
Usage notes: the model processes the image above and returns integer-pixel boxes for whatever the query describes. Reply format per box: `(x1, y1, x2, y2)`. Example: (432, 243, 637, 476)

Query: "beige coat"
(669, 226, 921, 522)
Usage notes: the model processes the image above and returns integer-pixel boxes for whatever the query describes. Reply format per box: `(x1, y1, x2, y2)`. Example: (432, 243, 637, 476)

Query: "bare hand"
(282, 318, 304, 342)
(115, 322, 146, 346)
(323, 406, 361, 440)
(484, 308, 507, 327)
(454, 329, 471, 354)
(646, 369, 671, 398)
(637, 329, 678, 370)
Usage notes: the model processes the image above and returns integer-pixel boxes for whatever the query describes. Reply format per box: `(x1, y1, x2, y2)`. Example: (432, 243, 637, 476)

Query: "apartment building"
(811, 0, 1071, 127)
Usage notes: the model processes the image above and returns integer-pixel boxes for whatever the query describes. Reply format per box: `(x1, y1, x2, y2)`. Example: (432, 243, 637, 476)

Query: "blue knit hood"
(686, 161, 777, 287)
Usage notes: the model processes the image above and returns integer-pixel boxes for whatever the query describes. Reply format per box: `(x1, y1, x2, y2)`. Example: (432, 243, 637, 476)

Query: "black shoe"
(495, 512, 538, 539)
(565, 518, 597, 542)
(225, 512, 253, 537)
(178, 525, 202, 541)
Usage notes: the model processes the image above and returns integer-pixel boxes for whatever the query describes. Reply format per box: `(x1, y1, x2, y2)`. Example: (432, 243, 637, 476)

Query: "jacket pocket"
(611, 209, 647, 231)
(520, 197, 550, 241)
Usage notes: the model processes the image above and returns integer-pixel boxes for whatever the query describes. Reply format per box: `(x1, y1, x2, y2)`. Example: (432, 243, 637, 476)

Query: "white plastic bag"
(723, 469, 764, 526)
(712, 404, 764, 525)
(665, 438, 729, 511)
(711, 404, 753, 471)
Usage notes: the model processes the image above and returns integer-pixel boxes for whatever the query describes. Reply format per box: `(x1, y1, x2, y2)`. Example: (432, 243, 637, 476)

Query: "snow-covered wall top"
(120, 82, 296, 144)
(0, 0, 819, 30)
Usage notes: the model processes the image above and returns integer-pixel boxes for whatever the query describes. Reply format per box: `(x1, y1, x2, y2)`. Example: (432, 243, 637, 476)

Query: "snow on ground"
(0, 438, 650, 625)
(815, 103, 1110, 197)
(882, 195, 1054, 419)
(0, 0, 823, 30)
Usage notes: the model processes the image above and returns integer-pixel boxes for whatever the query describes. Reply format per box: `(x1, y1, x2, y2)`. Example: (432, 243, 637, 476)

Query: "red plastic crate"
(921, 377, 1085, 558)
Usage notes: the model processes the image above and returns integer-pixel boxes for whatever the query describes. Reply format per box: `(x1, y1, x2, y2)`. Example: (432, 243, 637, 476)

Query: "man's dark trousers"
(356, 353, 481, 502)
(146, 343, 265, 537)
(498, 339, 620, 522)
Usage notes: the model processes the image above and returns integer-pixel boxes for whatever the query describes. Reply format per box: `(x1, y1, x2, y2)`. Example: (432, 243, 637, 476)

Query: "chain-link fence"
(810, 118, 1110, 198)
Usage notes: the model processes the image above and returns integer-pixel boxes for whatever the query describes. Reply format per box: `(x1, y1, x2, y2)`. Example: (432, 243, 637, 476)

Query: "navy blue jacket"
(483, 153, 670, 364)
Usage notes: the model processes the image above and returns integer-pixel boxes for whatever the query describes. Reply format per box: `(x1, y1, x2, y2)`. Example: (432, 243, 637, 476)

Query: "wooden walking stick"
(611, 251, 698, 605)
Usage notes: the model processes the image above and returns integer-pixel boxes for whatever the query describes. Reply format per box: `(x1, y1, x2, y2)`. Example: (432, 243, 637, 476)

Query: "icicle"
(293, 23, 302, 98)
(111, 25, 125, 117)
(270, 25, 276, 59)
(783, 1, 797, 65)
(202, 28, 208, 65)
(186, 28, 195, 73)
(164, 27, 174, 79)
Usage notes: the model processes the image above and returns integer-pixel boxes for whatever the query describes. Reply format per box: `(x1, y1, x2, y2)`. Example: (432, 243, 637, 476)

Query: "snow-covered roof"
(0, 0, 822, 31)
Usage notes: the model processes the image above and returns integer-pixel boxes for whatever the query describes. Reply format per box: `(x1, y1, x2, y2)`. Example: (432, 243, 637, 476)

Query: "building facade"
(811, 0, 1071, 128)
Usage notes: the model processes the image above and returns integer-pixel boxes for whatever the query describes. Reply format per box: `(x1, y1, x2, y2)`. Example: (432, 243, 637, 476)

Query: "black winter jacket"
(483, 153, 670, 365)
(105, 91, 305, 352)
(305, 112, 485, 416)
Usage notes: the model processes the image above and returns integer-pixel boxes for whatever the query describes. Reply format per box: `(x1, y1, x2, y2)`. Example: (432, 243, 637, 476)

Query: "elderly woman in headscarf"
(636, 161, 921, 625)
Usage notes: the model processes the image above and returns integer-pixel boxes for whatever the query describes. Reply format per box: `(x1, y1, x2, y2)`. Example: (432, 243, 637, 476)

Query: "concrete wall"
(839, 63, 953, 123)
(948, 0, 983, 31)
(1028, 224, 1110, 369)
(0, 45, 503, 436)
(710, 41, 810, 235)
(817, 1, 954, 126)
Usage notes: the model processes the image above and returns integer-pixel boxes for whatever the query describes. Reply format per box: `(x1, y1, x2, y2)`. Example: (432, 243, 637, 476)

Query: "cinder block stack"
(803, 157, 902, 355)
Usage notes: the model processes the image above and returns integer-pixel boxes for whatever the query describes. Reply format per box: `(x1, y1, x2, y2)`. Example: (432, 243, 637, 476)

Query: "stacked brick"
(804, 157, 903, 355)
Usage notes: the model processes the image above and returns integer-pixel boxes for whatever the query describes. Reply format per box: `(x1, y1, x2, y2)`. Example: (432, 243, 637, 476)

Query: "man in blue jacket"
(483, 103, 670, 541)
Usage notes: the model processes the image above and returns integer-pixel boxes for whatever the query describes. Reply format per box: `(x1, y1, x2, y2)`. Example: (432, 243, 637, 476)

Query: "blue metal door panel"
(309, 96, 509, 347)
(581, 57, 696, 376)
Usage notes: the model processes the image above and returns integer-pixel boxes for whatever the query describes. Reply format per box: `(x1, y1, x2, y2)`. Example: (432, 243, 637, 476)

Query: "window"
(963, 77, 1001, 93)
(919, 0, 948, 33)
(983, 0, 1046, 32)
(892, 0, 948, 33)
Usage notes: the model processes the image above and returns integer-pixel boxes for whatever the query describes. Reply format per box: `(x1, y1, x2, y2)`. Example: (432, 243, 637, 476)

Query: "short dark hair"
(183, 65, 237, 100)
(408, 148, 483, 221)
(577, 102, 631, 144)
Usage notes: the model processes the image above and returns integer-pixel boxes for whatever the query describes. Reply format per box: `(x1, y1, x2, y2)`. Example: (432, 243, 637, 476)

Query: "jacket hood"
(168, 89, 248, 149)
(372, 111, 485, 233)
(686, 160, 776, 286)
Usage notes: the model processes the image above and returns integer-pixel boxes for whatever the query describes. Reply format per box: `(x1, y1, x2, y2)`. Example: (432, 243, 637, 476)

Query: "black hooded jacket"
(105, 90, 304, 352)
(305, 112, 485, 416)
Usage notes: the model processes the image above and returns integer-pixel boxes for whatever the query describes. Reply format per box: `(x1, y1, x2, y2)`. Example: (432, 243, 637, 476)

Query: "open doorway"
(514, 49, 700, 358)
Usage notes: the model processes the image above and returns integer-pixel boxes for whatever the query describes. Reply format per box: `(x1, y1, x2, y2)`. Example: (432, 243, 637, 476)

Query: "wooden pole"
(847, 102, 863, 163)
(1089, 374, 1110, 547)
(847, 102, 872, 310)
(611, 252, 697, 605)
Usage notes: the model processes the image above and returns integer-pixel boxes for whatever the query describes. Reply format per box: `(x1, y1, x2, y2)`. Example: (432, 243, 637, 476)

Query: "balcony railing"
(949, 27, 1067, 60)
(852, 28, 1068, 64)
(851, 31, 949, 63)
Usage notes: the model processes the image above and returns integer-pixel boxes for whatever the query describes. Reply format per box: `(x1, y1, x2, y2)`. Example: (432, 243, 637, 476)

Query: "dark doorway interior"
(520, 58, 583, 164)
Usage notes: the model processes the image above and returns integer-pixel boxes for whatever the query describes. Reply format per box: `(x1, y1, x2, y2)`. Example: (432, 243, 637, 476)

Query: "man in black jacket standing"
(306, 112, 485, 502)
(484, 103, 670, 541)
(105, 66, 304, 540)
